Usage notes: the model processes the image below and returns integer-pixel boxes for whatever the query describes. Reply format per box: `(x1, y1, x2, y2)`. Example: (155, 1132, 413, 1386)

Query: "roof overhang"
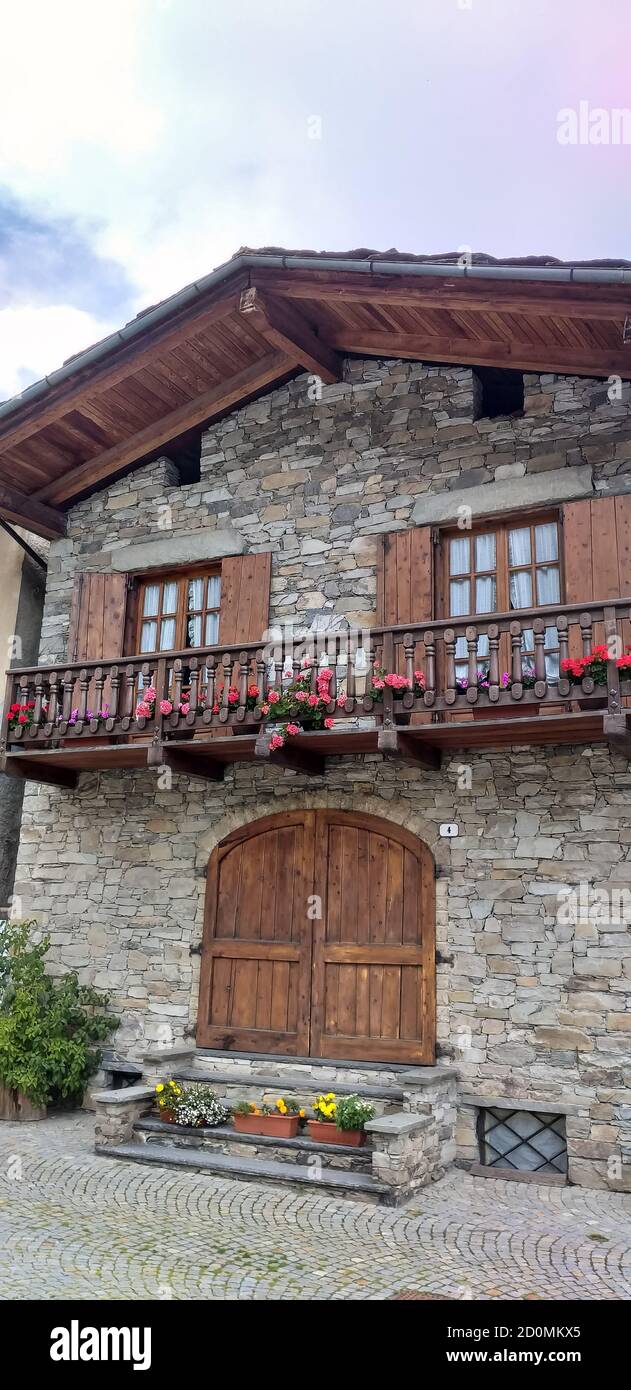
(2, 248, 631, 539)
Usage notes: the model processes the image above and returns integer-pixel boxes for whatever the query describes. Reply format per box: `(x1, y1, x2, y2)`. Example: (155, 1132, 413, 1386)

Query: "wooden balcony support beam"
(239, 287, 342, 384)
(0, 753, 78, 788)
(0, 481, 66, 540)
(254, 728, 325, 776)
(146, 743, 224, 782)
(377, 728, 441, 770)
(603, 711, 631, 758)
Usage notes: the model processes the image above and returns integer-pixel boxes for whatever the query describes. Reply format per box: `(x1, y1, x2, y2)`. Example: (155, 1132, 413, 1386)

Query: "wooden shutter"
(219, 552, 272, 644)
(66, 572, 128, 661)
(376, 528, 434, 626)
(562, 495, 631, 656)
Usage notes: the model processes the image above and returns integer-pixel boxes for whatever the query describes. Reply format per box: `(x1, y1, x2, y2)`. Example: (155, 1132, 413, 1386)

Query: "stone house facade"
(9, 350, 631, 1193)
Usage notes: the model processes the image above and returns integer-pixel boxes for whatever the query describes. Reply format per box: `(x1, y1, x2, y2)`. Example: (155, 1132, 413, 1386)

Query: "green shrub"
(335, 1094, 375, 1131)
(0, 920, 118, 1108)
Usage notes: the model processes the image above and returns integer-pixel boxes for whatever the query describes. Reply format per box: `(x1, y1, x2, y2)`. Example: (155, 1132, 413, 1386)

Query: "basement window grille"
(477, 1107, 567, 1176)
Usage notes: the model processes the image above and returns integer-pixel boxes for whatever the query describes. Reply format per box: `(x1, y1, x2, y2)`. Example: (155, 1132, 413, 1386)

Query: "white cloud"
(0, 304, 114, 403)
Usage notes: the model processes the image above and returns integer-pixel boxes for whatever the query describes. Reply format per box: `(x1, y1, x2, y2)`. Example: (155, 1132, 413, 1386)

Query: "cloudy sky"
(0, 0, 629, 402)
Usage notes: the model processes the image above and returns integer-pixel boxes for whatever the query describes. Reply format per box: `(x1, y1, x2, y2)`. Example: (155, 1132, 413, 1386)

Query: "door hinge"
(189, 943, 202, 956)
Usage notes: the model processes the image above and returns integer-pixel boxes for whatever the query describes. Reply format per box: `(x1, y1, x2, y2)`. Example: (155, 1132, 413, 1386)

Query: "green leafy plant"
(335, 1094, 375, 1131)
(0, 920, 118, 1108)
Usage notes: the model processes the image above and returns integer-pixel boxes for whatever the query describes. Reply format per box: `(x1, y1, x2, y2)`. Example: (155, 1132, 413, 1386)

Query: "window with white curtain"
(444, 517, 562, 682)
(136, 570, 221, 653)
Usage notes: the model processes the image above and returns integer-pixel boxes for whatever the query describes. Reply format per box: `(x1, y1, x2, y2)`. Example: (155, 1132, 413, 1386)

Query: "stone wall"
(13, 356, 631, 1190)
(40, 357, 631, 659)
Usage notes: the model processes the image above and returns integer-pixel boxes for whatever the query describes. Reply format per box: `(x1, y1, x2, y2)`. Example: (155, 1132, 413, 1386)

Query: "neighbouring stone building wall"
(13, 356, 631, 1190)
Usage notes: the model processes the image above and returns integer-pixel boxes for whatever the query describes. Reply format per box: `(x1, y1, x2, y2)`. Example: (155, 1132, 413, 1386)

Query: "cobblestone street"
(0, 1114, 630, 1301)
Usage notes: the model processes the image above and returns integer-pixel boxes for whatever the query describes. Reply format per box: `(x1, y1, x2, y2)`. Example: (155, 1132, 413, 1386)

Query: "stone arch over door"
(197, 808, 435, 1064)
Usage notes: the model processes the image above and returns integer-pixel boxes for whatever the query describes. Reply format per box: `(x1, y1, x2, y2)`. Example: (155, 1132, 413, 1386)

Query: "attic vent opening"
(477, 1107, 567, 1176)
(473, 366, 524, 420)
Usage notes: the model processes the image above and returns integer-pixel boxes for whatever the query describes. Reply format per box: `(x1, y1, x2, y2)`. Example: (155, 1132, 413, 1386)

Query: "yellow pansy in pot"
(307, 1092, 375, 1147)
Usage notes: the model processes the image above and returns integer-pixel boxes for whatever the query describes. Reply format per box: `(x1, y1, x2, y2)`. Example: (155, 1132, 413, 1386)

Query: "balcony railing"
(2, 598, 630, 754)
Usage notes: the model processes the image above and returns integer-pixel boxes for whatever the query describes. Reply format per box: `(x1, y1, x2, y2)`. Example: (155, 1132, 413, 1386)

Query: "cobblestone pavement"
(1, 1114, 630, 1300)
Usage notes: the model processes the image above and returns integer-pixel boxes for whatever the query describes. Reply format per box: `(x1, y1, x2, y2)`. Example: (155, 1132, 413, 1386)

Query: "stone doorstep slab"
(98, 1141, 394, 1205)
(171, 1068, 406, 1103)
(193, 1047, 444, 1076)
(143, 1046, 196, 1065)
(459, 1093, 584, 1116)
(468, 1162, 567, 1187)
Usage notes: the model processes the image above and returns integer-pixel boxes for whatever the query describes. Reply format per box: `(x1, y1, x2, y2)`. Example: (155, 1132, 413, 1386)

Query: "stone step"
(171, 1068, 404, 1116)
(134, 1116, 373, 1172)
(190, 1048, 421, 1092)
(100, 1139, 392, 1205)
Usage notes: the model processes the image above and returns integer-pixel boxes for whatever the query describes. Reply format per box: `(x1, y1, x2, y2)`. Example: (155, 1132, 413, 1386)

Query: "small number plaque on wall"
(439, 823, 459, 838)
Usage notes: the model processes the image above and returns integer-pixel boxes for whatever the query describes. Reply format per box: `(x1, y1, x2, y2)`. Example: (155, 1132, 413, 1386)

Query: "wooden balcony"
(2, 599, 631, 785)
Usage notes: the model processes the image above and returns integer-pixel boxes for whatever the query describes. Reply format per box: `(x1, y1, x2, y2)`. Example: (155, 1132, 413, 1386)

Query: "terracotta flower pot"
(233, 1112, 300, 1138)
(306, 1119, 366, 1147)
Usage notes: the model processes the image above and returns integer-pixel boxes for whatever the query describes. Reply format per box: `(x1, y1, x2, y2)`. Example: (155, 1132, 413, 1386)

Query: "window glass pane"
(455, 662, 468, 681)
(187, 614, 202, 647)
(535, 522, 558, 563)
(140, 620, 157, 652)
(142, 585, 160, 618)
(545, 652, 560, 680)
(455, 636, 467, 660)
(160, 618, 176, 650)
(544, 624, 558, 650)
(449, 538, 470, 576)
(477, 634, 489, 658)
(536, 566, 560, 605)
(508, 527, 531, 566)
(162, 581, 178, 614)
(188, 578, 204, 611)
(522, 628, 534, 653)
(450, 578, 470, 616)
(510, 570, 532, 608)
(207, 575, 221, 608)
(205, 612, 219, 645)
(475, 576, 496, 613)
(475, 533, 496, 572)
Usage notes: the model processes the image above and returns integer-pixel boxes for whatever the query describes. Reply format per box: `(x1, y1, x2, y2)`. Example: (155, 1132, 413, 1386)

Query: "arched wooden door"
(197, 810, 435, 1064)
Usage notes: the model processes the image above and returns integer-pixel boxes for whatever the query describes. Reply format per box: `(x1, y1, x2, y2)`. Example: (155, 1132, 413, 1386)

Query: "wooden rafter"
(34, 350, 293, 505)
(0, 481, 65, 539)
(377, 728, 441, 769)
(0, 289, 244, 456)
(254, 727, 325, 775)
(239, 287, 342, 383)
(147, 745, 225, 782)
(326, 329, 631, 380)
(0, 754, 77, 787)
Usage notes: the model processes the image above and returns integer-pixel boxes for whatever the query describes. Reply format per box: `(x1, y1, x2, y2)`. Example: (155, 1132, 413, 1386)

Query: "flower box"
(306, 1119, 366, 1147)
(234, 1111, 300, 1138)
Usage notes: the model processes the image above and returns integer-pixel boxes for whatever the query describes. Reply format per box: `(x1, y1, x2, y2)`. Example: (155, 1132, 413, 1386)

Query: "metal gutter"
(2, 251, 631, 425)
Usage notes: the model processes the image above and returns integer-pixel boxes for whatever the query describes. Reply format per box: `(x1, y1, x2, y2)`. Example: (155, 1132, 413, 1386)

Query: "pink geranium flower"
(135, 701, 152, 719)
(269, 733, 284, 751)
(286, 723, 300, 736)
(144, 686, 157, 702)
(323, 717, 334, 729)
(267, 689, 280, 704)
(336, 692, 347, 706)
(261, 702, 270, 715)
(294, 690, 309, 702)
(307, 694, 319, 707)
(372, 678, 385, 690)
(179, 702, 190, 715)
(159, 699, 173, 715)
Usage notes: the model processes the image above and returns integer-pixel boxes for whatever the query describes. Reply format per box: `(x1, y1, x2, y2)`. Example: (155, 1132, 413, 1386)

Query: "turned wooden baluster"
(32, 671, 45, 731)
(46, 671, 60, 728)
(557, 616, 570, 694)
(363, 637, 375, 707)
(510, 621, 524, 692)
(15, 675, 30, 736)
(121, 665, 135, 723)
(423, 630, 436, 705)
(403, 633, 415, 690)
(61, 669, 74, 725)
(326, 641, 337, 708)
(93, 667, 105, 723)
(345, 640, 356, 712)
(108, 666, 120, 728)
(237, 651, 249, 715)
(444, 628, 456, 703)
(189, 658, 200, 718)
(580, 611, 593, 657)
(487, 624, 500, 700)
(466, 625, 478, 700)
(204, 656, 215, 712)
(77, 668, 90, 726)
(255, 650, 266, 708)
(533, 618, 547, 697)
(273, 648, 284, 699)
